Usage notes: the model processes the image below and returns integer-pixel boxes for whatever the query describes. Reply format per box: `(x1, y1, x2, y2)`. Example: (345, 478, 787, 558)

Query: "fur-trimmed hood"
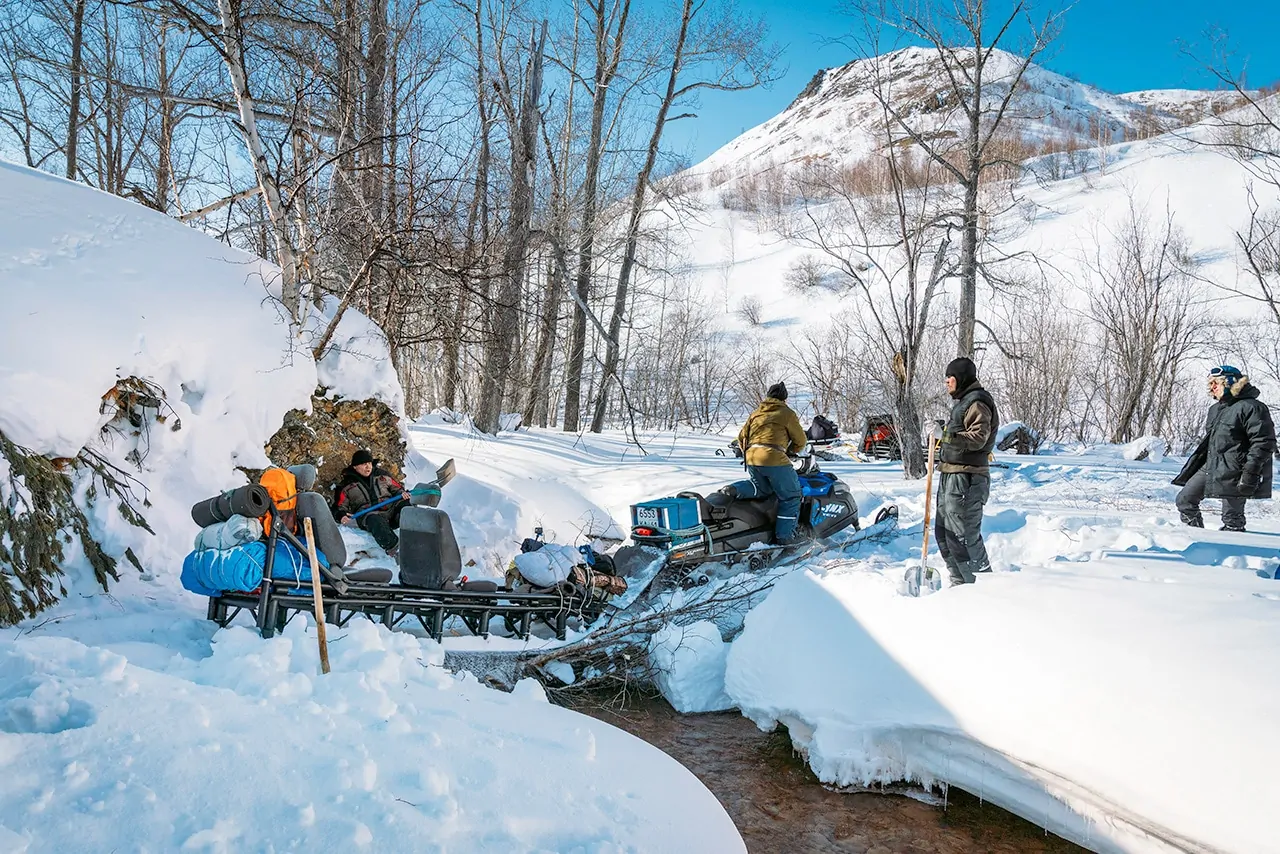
(1225, 375, 1257, 402)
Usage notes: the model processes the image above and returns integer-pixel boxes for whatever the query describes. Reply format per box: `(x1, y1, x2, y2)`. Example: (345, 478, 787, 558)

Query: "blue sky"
(662, 0, 1280, 164)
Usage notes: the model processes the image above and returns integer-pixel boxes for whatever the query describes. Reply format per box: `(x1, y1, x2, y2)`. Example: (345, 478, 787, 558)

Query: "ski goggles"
(1208, 366, 1241, 382)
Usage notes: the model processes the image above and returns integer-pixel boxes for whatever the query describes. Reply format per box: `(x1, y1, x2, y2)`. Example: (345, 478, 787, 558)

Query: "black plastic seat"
(399, 506, 463, 589)
(705, 490, 778, 530)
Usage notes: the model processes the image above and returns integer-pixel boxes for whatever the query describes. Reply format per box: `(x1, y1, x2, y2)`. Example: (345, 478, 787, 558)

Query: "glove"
(939, 427, 952, 444)
(1237, 473, 1260, 496)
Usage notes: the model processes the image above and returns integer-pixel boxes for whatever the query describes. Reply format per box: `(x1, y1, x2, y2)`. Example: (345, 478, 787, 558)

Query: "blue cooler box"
(631, 496, 701, 532)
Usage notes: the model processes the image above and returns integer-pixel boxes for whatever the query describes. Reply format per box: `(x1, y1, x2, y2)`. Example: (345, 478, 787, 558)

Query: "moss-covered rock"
(262, 391, 407, 500)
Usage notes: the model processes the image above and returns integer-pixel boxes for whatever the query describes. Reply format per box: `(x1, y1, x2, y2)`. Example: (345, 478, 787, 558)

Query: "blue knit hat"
(1209, 365, 1243, 383)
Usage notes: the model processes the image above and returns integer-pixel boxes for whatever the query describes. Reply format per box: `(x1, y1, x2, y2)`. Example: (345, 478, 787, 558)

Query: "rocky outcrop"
(263, 391, 407, 500)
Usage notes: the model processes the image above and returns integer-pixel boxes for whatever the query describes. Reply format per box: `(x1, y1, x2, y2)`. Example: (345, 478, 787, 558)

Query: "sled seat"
(677, 491, 729, 523)
(204, 472, 605, 642)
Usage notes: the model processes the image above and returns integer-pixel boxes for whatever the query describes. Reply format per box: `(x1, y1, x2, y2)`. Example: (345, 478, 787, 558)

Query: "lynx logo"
(817, 501, 849, 521)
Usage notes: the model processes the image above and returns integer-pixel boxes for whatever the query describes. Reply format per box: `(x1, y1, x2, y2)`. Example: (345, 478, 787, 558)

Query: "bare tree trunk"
(525, 257, 565, 427)
(65, 0, 87, 181)
(958, 54, 981, 358)
(155, 15, 174, 212)
(475, 22, 546, 435)
(215, 0, 300, 320)
(443, 0, 493, 410)
(563, 0, 632, 432)
(363, 0, 388, 224)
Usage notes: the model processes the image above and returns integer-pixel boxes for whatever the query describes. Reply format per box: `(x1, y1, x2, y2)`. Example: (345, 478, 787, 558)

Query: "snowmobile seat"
(295, 488, 394, 583)
(677, 491, 728, 523)
(706, 488, 778, 530)
(398, 505, 463, 589)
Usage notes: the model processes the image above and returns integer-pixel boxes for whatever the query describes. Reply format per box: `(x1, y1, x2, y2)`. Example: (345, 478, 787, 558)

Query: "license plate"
(635, 506, 660, 526)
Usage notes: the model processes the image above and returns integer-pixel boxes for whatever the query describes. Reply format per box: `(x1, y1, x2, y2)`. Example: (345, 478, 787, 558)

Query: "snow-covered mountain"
(1117, 88, 1255, 127)
(688, 47, 1244, 184)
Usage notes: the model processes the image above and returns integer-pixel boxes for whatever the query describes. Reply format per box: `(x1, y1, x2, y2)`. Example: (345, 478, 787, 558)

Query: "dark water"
(575, 697, 1087, 854)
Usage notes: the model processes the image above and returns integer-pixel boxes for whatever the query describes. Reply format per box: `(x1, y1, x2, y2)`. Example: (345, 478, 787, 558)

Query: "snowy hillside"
(0, 161, 745, 853)
(625, 62, 1280, 409)
(688, 47, 1208, 184)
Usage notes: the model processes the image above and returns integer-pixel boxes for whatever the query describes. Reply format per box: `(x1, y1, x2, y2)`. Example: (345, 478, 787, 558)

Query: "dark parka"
(331, 465, 405, 520)
(1173, 378, 1276, 499)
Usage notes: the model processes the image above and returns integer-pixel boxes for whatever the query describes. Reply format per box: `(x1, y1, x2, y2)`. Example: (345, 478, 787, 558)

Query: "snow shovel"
(904, 430, 943, 597)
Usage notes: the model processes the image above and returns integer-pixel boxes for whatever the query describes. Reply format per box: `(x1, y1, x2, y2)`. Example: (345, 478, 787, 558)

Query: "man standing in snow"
(1172, 366, 1275, 532)
(734, 382, 808, 544)
(332, 449, 410, 555)
(936, 357, 998, 585)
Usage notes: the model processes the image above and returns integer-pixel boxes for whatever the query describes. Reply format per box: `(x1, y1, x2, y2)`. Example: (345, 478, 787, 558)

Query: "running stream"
(576, 696, 1088, 854)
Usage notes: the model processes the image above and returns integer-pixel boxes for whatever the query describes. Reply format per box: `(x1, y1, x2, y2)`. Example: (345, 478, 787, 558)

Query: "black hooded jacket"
(331, 465, 404, 520)
(1173, 379, 1276, 499)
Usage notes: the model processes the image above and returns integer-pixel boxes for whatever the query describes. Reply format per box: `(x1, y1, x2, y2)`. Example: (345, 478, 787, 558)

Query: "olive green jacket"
(737, 399, 807, 467)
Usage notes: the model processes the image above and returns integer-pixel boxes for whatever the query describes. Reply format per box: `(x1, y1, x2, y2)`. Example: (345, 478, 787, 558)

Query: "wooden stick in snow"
(302, 517, 331, 675)
(920, 426, 938, 568)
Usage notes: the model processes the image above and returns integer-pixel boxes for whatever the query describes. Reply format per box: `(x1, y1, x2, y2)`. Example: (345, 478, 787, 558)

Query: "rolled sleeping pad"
(191, 484, 272, 528)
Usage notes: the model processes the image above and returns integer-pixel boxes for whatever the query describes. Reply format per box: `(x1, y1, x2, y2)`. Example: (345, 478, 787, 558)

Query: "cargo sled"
(187, 460, 610, 642)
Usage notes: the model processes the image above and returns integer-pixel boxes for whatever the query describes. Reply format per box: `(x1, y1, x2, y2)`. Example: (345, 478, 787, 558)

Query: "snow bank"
(0, 618, 744, 853)
(649, 621, 735, 714)
(306, 294, 403, 413)
(1122, 435, 1168, 463)
(725, 554, 1280, 854)
(0, 162, 313, 461)
(0, 161, 316, 583)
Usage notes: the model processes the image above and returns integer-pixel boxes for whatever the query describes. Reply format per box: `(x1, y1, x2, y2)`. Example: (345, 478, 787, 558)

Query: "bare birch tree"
(588, 0, 779, 432)
(475, 21, 547, 434)
(1082, 196, 1216, 443)
(846, 0, 1064, 357)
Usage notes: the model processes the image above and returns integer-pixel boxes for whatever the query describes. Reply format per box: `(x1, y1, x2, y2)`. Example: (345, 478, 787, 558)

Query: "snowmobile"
(611, 456, 897, 594)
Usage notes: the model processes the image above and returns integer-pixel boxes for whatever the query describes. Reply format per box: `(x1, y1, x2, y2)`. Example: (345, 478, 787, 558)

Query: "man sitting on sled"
(331, 449, 410, 555)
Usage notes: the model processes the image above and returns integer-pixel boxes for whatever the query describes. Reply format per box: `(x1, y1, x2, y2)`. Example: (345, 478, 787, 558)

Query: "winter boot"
(1179, 511, 1204, 528)
(946, 559, 974, 586)
(1219, 524, 1246, 533)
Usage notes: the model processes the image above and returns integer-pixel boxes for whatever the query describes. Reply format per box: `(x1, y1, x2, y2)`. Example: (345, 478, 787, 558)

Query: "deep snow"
(404, 422, 1280, 854)
(0, 161, 746, 853)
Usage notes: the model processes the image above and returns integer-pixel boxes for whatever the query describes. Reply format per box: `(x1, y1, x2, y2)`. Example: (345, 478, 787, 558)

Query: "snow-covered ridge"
(687, 46, 1238, 184)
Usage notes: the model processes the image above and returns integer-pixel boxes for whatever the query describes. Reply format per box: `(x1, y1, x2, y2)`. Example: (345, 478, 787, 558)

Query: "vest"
(940, 384, 998, 469)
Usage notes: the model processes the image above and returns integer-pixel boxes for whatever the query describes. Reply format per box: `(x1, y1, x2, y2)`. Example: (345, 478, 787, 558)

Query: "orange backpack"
(259, 467, 298, 536)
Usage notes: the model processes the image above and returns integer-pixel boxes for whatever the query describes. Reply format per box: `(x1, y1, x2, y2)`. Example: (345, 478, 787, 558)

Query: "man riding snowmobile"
(733, 382, 808, 544)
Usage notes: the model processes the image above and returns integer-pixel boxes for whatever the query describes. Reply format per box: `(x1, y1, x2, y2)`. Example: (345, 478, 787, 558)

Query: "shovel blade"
(902, 564, 943, 597)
